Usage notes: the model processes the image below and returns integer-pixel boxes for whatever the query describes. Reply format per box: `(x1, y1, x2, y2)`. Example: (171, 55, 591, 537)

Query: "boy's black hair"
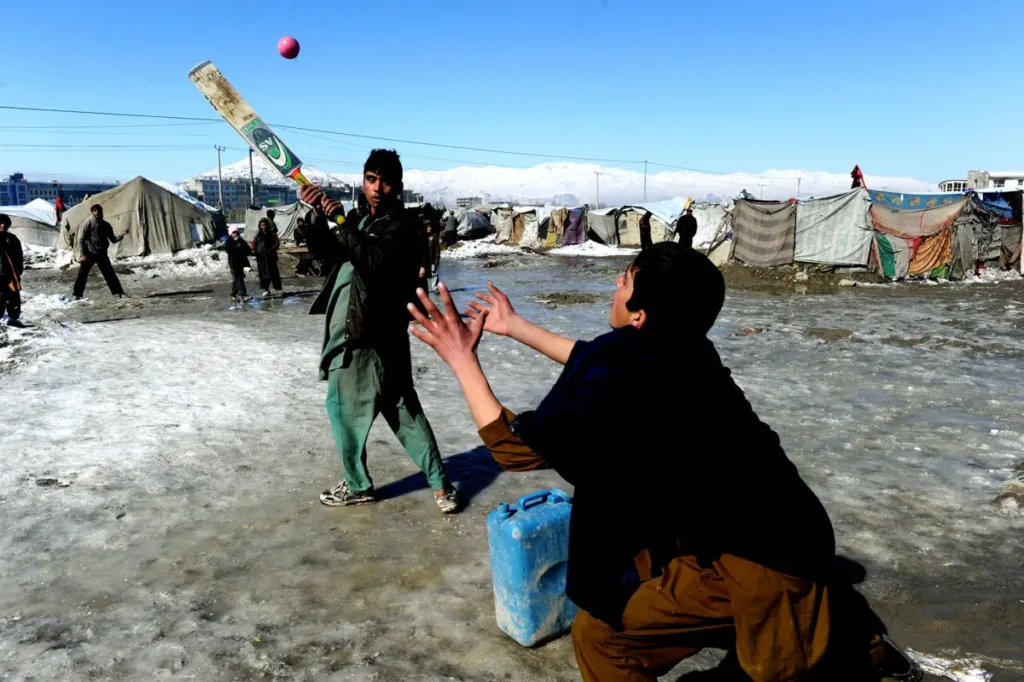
(363, 149, 404, 194)
(626, 242, 724, 337)
(90, 204, 102, 213)
(0, 213, 10, 229)
(267, 209, 276, 218)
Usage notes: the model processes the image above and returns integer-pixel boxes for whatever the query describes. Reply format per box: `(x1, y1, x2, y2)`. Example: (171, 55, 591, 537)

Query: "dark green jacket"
(309, 202, 423, 368)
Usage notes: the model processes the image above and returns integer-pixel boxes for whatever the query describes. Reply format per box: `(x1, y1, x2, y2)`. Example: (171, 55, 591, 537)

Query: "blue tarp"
(870, 190, 961, 210)
(977, 192, 1013, 219)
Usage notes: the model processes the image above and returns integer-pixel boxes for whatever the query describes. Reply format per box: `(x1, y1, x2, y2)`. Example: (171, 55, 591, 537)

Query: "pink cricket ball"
(278, 36, 300, 59)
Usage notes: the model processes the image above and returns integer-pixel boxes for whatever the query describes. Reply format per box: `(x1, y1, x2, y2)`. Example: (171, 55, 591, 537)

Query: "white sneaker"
(261, 290, 271, 298)
(434, 486, 459, 514)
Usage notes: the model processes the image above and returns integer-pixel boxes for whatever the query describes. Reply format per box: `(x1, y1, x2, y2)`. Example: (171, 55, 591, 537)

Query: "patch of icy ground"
(1, 257, 1022, 680)
(24, 243, 227, 279)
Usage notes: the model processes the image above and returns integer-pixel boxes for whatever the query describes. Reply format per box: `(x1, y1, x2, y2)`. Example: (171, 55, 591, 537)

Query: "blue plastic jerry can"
(487, 488, 577, 647)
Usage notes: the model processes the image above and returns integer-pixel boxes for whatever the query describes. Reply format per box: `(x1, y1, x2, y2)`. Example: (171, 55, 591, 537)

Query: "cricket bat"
(188, 60, 343, 224)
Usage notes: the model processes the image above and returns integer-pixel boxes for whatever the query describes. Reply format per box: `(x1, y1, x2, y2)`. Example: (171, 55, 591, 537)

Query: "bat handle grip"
(291, 168, 345, 225)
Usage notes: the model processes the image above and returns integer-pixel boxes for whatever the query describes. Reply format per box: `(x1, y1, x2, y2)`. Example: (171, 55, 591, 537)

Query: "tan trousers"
(572, 554, 839, 682)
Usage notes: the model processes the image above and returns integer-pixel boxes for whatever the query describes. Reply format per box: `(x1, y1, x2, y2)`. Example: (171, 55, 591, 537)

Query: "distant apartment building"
(938, 179, 968, 193)
(184, 177, 300, 212)
(456, 196, 482, 209)
(0, 174, 30, 206)
(967, 170, 1024, 190)
(1, 173, 118, 207)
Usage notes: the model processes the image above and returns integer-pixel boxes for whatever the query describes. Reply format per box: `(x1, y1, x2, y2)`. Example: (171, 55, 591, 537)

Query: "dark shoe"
(6, 319, 26, 328)
(320, 480, 376, 507)
(876, 635, 924, 682)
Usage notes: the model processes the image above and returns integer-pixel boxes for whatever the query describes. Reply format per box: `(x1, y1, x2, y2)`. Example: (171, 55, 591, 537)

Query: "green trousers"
(325, 346, 448, 494)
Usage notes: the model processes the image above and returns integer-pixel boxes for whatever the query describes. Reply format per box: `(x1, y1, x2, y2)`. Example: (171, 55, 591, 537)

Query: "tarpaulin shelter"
(869, 190, 962, 211)
(871, 198, 967, 279)
(561, 206, 588, 246)
(456, 210, 494, 240)
(977, 191, 1023, 269)
(0, 198, 59, 247)
(964, 194, 1003, 263)
(731, 199, 797, 267)
(492, 206, 515, 244)
(612, 208, 674, 246)
(794, 188, 873, 266)
(244, 202, 307, 242)
(690, 204, 731, 249)
(586, 207, 619, 245)
(507, 207, 555, 247)
(540, 208, 568, 247)
(59, 176, 216, 258)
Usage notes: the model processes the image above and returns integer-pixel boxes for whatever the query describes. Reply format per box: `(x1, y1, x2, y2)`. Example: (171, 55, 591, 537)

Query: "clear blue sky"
(1, 0, 1019, 183)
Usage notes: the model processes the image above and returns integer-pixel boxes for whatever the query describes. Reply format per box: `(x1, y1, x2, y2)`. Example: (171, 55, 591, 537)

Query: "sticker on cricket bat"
(188, 60, 309, 186)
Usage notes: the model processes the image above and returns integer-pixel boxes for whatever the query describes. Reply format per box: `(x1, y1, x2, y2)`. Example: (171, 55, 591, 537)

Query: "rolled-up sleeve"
(478, 408, 550, 472)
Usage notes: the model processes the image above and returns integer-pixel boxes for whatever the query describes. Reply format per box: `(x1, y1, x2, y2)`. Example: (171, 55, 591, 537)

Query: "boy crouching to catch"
(410, 242, 923, 682)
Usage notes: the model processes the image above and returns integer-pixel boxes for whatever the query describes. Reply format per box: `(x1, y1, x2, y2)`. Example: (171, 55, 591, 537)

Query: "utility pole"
(248, 148, 256, 206)
(594, 171, 604, 209)
(758, 183, 766, 199)
(643, 161, 647, 202)
(796, 177, 802, 200)
(215, 145, 226, 210)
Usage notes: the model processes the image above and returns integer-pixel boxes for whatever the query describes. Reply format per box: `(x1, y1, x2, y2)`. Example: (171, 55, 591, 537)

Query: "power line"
(0, 122, 219, 130)
(0, 105, 218, 123)
(0, 143, 243, 150)
(0, 104, 643, 165)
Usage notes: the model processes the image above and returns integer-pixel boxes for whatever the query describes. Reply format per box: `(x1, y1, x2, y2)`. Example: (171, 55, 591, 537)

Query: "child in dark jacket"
(225, 226, 252, 303)
(251, 218, 282, 297)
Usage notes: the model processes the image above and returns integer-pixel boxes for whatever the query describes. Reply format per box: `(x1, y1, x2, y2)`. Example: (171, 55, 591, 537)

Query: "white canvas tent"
(0, 198, 59, 247)
(244, 202, 308, 242)
(59, 177, 216, 258)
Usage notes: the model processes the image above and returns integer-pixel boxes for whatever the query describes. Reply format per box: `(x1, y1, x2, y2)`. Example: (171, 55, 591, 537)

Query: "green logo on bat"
(242, 118, 300, 173)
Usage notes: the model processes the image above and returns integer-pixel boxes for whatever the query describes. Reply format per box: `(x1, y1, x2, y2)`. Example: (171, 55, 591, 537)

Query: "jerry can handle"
(518, 490, 552, 510)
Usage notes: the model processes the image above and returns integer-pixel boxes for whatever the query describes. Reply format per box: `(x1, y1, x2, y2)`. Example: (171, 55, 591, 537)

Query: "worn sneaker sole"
(319, 491, 376, 507)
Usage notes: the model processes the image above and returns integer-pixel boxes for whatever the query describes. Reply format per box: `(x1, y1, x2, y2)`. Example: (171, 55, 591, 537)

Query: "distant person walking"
(0, 214, 25, 328)
(676, 205, 698, 249)
(266, 209, 279, 237)
(225, 225, 252, 304)
(251, 217, 282, 297)
(444, 210, 458, 247)
(419, 206, 442, 292)
(73, 204, 128, 299)
(639, 211, 654, 251)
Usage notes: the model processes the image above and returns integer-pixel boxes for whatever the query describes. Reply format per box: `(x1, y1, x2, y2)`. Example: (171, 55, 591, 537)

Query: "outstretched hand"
(465, 282, 520, 337)
(408, 283, 486, 371)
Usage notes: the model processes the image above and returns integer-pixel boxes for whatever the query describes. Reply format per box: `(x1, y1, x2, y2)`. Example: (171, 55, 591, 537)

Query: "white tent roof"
(153, 180, 218, 213)
(618, 197, 692, 229)
(0, 198, 57, 226)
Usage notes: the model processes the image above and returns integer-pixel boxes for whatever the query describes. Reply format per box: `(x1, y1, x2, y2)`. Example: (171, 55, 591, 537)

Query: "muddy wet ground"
(1, 250, 1022, 681)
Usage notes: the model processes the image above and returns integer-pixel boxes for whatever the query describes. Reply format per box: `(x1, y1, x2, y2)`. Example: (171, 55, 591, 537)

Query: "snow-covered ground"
(440, 238, 530, 261)
(546, 242, 639, 258)
(1, 257, 1022, 680)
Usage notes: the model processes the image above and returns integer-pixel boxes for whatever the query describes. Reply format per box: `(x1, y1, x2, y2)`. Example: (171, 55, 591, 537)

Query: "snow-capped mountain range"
(191, 157, 936, 207)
